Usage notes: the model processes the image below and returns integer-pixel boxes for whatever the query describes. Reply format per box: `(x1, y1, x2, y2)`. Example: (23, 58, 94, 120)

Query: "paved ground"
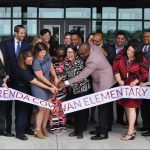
(0, 123, 150, 149)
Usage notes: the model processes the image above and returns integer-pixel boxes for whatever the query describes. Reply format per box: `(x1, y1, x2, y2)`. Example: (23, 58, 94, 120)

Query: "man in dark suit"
(107, 31, 127, 126)
(140, 29, 150, 136)
(4, 25, 30, 140)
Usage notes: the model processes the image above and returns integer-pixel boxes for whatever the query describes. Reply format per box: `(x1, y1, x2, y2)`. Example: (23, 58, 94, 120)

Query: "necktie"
(16, 41, 21, 57)
(143, 45, 149, 53)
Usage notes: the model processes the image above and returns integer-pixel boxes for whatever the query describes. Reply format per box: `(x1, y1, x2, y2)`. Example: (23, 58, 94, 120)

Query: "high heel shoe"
(121, 132, 136, 141)
(41, 128, 50, 137)
(34, 129, 46, 139)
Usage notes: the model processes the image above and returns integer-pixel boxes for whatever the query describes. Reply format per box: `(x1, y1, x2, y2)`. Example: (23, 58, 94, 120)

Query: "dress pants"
(71, 91, 89, 134)
(0, 101, 6, 133)
(12, 84, 30, 137)
(141, 99, 150, 129)
(98, 102, 112, 134)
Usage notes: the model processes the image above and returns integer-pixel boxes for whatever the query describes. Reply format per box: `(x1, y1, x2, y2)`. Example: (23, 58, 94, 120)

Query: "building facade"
(0, 0, 150, 44)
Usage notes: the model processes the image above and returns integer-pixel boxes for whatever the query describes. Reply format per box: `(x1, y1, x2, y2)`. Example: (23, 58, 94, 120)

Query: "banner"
(62, 86, 149, 114)
(0, 88, 54, 110)
(0, 86, 149, 114)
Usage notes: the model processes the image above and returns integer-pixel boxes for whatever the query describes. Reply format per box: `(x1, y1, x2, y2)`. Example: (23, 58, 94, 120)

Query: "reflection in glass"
(27, 7, 37, 18)
(118, 21, 142, 32)
(0, 20, 11, 35)
(13, 7, 21, 18)
(119, 8, 142, 19)
(0, 7, 11, 18)
(92, 21, 101, 32)
(27, 20, 37, 36)
(144, 22, 150, 29)
(39, 8, 64, 18)
(13, 20, 22, 34)
(102, 7, 116, 19)
(92, 7, 101, 19)
(66, 8, 90, 18)
(102, 21, 116, 33)
(144, 9, 150, 20)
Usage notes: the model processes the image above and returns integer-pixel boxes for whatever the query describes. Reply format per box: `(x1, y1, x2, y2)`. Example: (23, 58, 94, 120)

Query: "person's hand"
(139, 82, 147, 87)
(118, 80, 124, 86)
(54, 77, 59, 86)
(49, 86, 58, 94)
(130, 81, 136, 87)
(58, 81, 65, 90)
(2, 83, 8, 88)
(3, 75, 9, 83)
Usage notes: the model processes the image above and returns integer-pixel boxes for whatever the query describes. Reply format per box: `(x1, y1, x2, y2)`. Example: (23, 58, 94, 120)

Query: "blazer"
(0, 46, 8, 86)
(143, 45, 150, 66)
(69, 45, 116, 92)
(3, 38, 30, 87)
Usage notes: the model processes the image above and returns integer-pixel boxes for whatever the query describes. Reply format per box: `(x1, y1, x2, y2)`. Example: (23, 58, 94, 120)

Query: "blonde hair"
(32, 35, 43, 46)
(18, 50, 33, 70)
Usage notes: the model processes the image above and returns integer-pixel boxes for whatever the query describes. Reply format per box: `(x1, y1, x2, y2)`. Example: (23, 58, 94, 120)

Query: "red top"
(113, 54, 148, 108)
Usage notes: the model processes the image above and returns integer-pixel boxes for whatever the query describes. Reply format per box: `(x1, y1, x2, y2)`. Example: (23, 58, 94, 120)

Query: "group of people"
(0, 24, 150, 142)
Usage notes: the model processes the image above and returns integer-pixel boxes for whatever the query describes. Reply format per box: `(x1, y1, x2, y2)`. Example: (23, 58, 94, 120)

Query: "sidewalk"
(0, 123, 150, 149)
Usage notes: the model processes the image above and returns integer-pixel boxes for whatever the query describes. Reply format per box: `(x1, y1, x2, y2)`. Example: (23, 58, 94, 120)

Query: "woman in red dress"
(113, 39, 148, 141)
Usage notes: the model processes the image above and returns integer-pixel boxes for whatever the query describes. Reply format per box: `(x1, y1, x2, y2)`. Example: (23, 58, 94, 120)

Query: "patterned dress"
(113, 54, 148, 108)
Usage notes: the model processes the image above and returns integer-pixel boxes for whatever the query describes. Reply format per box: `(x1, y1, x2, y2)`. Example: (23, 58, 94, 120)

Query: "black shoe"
(5, 132, 15, 137)
(69, 131, 78, 137)
(26, 129, 34, 135)
(16, 135, 28, 141)
(141, 130, 150, 136)
(91, 134, 108, 140)
(89, 129, 98, 135)
(137, 127, 149, 132)
(0, 131, 8, 136)
(77, 133, 83, 139)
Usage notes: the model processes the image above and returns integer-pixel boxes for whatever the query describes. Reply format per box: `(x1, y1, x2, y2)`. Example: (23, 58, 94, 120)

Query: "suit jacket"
(69, 45, 116, 92)
(0, 46, 8, 86)
(143, 45, 150, 66)
(3, 38, 30, 87)
(107, 44, 126, 65)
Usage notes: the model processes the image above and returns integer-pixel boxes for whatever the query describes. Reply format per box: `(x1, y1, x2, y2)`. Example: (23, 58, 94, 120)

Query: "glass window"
(13, 20, 22, 34)
(39, 8, 64, 18)
(27, 7, 37, 18)
(0, 7, 11, 18)
(92, 21, 102, 32)
(66, 8, 91, 18)
(0, 20, 11, 36)
(102, 7, 116, 19)
(27, 20, 37, 36)
(118, 8, 142, 19)
(144, 22, 150, 29)
(144, 9, 150, 20)
(92, 7, 101, 19)
(13, 7, 21, 18)
(102, 21, 116, 33)
(118, 21, 142, 32)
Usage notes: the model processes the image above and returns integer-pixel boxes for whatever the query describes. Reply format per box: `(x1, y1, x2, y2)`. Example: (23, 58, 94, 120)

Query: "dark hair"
(66, 45, 78, 53)
(40, 29, 51, 36)
(125, 39, 143, 62)
(115, 31, 126, 38)
(70, 31, 81, 38)
(18, 50, 33, 69)
(143, 29, 150, 34)
(56, 44, 65, 51)
(14, 25, 25, 33)
(33, 42, 48, 56)
(64, 32, 71, 37)
(86, 33, 94, 42)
